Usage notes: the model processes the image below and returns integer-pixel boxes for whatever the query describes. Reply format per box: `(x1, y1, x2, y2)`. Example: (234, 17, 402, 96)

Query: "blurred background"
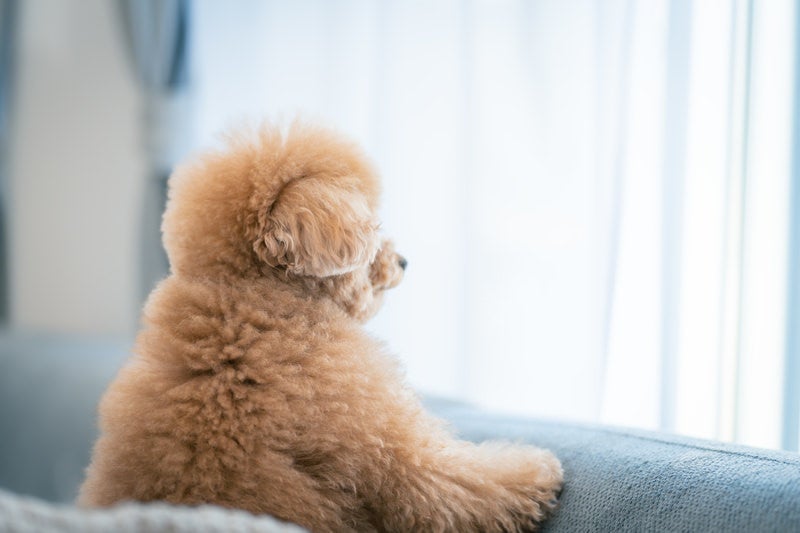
(0, 0, 798, 471)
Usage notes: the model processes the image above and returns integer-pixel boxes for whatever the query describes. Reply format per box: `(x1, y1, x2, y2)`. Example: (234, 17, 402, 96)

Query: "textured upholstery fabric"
(1, 332, 799, 532)
(427, 400, 800, 533)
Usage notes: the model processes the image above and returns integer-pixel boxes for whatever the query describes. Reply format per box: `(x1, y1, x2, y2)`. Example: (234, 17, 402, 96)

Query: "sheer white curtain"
(600, 0, 796, 451)
(191, 0, 798, 450)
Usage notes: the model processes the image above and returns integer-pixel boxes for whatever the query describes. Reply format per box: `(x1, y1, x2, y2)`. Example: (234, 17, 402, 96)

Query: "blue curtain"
(784, 0, 800, 452)
(0, 0, 17, 324)
(117, 0, 192, 299)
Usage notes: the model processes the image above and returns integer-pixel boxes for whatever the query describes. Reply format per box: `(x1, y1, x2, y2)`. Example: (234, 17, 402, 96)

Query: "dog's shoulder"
(135, 274, 373, 370)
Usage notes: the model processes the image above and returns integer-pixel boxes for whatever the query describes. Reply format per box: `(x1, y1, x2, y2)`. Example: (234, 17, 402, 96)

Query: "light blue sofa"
(1, 331, 798, 532)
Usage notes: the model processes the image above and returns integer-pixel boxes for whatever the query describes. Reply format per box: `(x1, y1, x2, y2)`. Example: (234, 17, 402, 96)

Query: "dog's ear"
(254, 178, 380, 277)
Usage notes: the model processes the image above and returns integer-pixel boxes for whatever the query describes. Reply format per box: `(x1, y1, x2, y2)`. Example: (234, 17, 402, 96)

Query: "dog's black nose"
(398, 256, 408, 270)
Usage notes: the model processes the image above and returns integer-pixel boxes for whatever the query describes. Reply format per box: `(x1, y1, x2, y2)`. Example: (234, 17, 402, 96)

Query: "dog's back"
(79, 274, 383, 522)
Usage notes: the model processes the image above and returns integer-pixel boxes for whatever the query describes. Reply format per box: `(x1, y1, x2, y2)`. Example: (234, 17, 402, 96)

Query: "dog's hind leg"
(367, 437, 562, 533)
(209, 449, 360, 533)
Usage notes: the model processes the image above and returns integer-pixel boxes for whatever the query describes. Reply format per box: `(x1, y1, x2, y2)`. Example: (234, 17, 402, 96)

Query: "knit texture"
(0, 488, 306, 533)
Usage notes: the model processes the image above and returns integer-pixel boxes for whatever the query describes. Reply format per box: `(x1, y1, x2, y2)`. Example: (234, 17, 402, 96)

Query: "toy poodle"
(79, 123, 563, 532)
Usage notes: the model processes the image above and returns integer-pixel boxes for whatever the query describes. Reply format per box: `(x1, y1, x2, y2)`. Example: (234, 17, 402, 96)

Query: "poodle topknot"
(79, 123, 563, 532)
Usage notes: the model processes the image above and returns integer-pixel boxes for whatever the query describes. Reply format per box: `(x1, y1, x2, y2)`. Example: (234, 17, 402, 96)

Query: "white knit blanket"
(0, 489, 307, 533)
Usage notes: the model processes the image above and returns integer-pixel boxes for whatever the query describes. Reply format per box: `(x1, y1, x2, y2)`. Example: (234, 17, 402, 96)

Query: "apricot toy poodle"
(80, 123, 563, 532)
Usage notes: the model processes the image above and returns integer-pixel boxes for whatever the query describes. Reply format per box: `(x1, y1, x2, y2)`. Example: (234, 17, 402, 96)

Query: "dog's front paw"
(474, 443, 563, 532)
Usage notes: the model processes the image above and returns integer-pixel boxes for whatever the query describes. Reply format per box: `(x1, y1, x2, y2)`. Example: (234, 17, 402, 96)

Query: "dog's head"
(162, 123, 405, 322)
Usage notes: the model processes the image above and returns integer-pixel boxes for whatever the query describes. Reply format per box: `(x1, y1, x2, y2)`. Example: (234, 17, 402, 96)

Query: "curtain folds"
(0, 0, 17, 324)
(117, 0, 192, 298)
(185, 0, 796, 451)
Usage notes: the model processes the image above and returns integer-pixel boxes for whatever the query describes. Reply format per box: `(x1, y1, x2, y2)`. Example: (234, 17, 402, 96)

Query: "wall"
(9, 0, 142, 335)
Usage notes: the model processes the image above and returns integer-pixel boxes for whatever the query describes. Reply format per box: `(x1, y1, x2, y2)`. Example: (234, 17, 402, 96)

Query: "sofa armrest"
(426, 399, 800, 532)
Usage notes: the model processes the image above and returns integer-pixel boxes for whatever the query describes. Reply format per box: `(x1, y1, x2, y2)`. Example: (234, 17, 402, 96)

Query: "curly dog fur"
(79, 123, 563, 532)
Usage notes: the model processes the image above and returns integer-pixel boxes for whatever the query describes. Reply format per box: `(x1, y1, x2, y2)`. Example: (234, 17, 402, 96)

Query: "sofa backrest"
(0, 331, 130, 502)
